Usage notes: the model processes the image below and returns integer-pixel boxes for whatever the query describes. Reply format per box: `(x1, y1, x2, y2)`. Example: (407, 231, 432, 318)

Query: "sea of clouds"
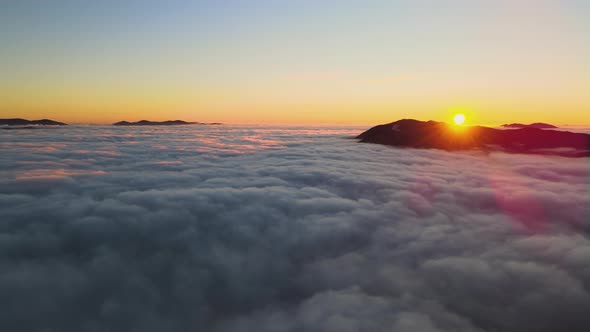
(1, 125, 589, 332)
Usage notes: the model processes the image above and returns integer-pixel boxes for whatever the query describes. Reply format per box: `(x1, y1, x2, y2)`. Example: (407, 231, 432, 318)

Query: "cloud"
(0, 125, 589, 332)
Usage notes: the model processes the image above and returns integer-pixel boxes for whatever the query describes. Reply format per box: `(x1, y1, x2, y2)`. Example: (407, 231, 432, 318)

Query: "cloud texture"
(1, 125, 589, 332)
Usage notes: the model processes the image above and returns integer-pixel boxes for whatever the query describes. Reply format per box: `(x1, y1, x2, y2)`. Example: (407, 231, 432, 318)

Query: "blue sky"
(1, 0, 589, 124)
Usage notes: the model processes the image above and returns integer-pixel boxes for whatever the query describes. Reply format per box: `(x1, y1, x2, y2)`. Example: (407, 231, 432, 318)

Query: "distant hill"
(0, 118, 67, 126)
(501, 122, 557, 129)
(357, 119, 589, 157)
(1, 126, 40, 130)
(113, 120, 221, 126)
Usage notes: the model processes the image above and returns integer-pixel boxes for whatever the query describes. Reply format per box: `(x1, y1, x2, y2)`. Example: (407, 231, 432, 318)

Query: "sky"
(1, 0, 589, 125)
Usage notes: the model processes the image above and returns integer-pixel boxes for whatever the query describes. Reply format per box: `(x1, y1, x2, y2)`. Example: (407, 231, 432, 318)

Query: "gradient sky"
(1, 0, 589, 125)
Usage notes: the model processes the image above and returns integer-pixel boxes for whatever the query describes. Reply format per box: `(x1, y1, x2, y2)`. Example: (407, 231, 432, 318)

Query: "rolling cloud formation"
(1, 125, 589, 332)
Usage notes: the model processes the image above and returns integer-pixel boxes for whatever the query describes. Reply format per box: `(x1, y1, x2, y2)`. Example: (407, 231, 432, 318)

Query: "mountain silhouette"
(112, 120, 222, 126)
(501, 122, 557, 129)
(0, 118, 67, 126)
(357, 119, 589, 157)
(113, 120, 196, 126)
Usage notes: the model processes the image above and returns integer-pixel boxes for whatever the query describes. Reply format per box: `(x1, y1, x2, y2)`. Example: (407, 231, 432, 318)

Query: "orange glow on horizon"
(1, 99, 589, 126)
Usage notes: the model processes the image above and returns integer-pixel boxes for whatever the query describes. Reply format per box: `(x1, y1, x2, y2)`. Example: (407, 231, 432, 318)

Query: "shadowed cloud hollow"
(0, 125, 589, 332)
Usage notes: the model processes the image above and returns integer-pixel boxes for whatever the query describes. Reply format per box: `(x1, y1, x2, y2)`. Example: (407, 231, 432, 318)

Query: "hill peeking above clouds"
(357, 119, 589, 157)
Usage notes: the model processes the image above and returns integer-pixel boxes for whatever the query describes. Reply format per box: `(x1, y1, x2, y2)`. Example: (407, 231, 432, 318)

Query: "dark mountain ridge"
(0, 118, 67, 126)
(113, 120, 221, 126)
(113, 120, 195, 126)
(501, 122, 557, 129)
(357, 119, 589, 157)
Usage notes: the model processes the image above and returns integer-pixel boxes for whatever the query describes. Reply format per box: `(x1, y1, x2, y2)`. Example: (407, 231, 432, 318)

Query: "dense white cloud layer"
(1, 125, 589, 332)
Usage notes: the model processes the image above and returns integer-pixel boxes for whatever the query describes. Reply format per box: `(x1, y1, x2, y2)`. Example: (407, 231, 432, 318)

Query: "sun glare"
(453, 113, 466, 125)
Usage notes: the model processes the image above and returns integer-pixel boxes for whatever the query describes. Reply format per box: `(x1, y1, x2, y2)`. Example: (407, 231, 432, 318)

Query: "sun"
(453, 113, 466, 125)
